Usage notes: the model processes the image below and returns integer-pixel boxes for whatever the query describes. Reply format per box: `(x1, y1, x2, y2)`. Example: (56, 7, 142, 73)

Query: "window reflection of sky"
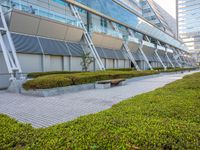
(60, 0, 190, 51)
(76, 0, 185, 49)
(77, 0, 138, 27)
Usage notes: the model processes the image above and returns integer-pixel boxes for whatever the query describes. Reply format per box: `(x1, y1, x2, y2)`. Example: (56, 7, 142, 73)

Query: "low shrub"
(1, 72, 200, 149)
(24, 68, 197, 90)
(154, 67, 173, 70)
(23, 70, 157, 90)
(23, 76, 72, 90)
(162, 67, 196, 73)
(0, 114, 34, 149)
(27, 71, 81, 78)
(106, 68, 135, 71)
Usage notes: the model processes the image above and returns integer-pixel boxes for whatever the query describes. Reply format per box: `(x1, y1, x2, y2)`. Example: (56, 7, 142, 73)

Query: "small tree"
(80, 52, 94, 72)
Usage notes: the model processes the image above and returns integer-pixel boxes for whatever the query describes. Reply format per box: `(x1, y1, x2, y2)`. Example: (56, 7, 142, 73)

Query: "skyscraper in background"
(177, 0, 200, 64)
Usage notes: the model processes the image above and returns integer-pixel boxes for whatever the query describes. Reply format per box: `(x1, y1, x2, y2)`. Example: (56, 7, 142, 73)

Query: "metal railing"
(90, 25, 123, 39)
(0, 0, 82, 28)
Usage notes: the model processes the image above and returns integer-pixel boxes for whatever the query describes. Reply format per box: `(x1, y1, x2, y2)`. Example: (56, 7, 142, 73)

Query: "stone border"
(21, 83, 95, 97)
(95, 82, 111, 89)
(13, 73, 171, 97)
(19, 75, 160, 97)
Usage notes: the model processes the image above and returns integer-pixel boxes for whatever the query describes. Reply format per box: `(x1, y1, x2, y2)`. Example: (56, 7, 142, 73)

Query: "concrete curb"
(20, 71, 195, 97)
(21, 83, 95, 97)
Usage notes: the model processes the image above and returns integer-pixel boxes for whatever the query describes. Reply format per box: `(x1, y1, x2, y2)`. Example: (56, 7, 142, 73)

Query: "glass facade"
(141, 0, 176, 37)
(1, 0, 81, 28)
(76, 0, 186, 50)
(0, 0, 188, 51)
(115, 0, 142, 15)
(178, 0, 200, 62)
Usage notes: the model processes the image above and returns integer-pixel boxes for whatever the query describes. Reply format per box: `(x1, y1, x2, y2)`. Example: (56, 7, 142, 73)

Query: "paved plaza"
(0, 71, 198, 128)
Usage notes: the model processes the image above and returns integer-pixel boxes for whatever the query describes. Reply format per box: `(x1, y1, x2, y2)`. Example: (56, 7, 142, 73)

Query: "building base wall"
(0, 53, 10, 89)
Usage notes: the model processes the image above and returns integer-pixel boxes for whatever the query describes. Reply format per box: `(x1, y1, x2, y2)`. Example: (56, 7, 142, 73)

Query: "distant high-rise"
(119, 0, 177, 38)
(177, 0, 200, 63)
(141, 0, 177, 38)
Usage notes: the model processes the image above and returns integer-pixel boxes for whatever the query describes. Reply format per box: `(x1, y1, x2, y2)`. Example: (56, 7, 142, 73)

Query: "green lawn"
(1, 72, 200, 149)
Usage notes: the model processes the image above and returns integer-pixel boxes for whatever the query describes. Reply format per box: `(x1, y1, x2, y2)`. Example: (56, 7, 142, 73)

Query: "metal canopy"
(39, 37, 71, 56)
(102, 48, 119, 59)
(67, 42, 84, 57)
(12, 33, 43, 54)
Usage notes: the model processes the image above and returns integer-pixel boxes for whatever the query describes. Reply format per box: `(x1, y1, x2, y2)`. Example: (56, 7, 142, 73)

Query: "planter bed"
(21, 69, 197, 96)
(21, 83, 95, 97)
(23, 70, 157, 91)
(95, 79, 126, 89)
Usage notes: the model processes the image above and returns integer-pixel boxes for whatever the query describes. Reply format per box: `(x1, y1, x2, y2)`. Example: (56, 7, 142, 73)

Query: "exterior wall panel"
(0, 53, 10, 89)
(17, 53, 43, 73)
(37, 19, 67, 40)
(106, 59, 114, 69)
(118, 60, 125, 68)
(71, 57, 82, 71)
(92, 32, 123, 50)
(49, 56, 63, 71)
(9, 11, 40, 35)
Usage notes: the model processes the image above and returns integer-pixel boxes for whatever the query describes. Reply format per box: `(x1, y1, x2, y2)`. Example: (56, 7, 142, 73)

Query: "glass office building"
(177, 0, 200, 64)
(117, 0, 142, 15)
(142, 0, 177, 37)
(0, 0, 194, 89)
(117, 0, 177, 38)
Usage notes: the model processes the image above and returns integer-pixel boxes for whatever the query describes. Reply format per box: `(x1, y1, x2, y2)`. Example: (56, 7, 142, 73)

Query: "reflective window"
(2, 0, 82, 28)
(76, 0, 185, 49)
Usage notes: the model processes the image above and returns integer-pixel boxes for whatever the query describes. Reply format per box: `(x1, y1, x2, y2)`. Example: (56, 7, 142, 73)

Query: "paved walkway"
(0, 71, 198, 128)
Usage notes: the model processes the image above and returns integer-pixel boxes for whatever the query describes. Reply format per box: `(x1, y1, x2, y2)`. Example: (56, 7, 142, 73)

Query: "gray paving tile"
(0, 71, 198, 128)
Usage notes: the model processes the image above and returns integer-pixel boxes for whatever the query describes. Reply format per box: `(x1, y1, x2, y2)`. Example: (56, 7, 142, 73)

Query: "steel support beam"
(177, 50, 188, 67)
(165, 51, 175, 68)
(0, 6, 22, 80)
(138, 41, 153, 70)
(173, 51, 182, 68)
(111, 23, 140, 70)
(154, 47, 167, 70)
(70, 4, 105, 70)
(123, 42, 140, 71)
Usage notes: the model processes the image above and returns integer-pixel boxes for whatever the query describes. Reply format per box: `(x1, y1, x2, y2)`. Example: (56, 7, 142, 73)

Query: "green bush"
(23, 76, 72, 90)
(23, 70, 157, 90)
(162, 67, 196, 73)
(24, 68, 197, 90)
(0, 114, 34, 149)
(106, 68, 135, 71)
(1, 72, 200, 149)
(27, 71, 81, 78)
(154, 67, 173, 70)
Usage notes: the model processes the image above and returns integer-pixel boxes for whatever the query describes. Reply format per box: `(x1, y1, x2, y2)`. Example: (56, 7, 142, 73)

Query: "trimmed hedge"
(23, 70, 157, 90)
(106, 68, 135, 71)
(154, 67, 173, 70)
(1, 72, 200, 149)
(162, 68, 196, 73)
(27, 71, 81, 78)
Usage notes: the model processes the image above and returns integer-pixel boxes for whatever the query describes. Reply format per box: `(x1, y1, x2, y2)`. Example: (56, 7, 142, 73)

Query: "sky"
(153, 0, 176, 19)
